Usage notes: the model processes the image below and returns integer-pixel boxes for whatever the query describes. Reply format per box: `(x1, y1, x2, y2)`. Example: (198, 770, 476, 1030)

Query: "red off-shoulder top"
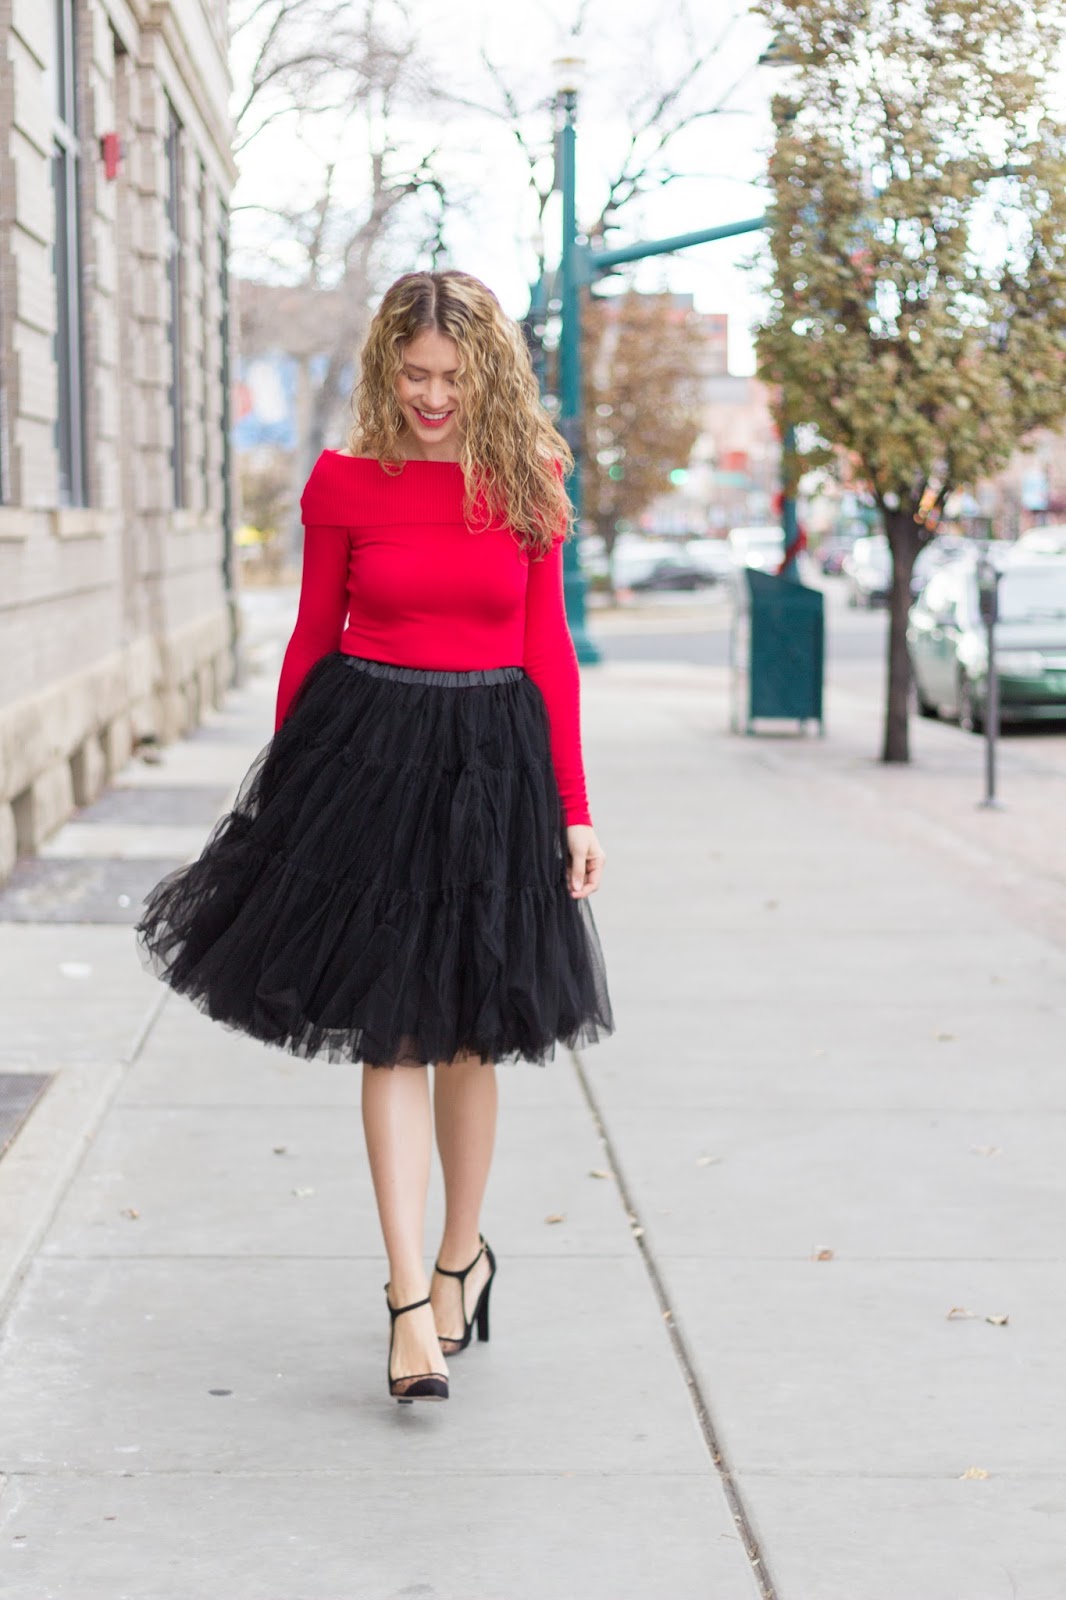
(273, 451, 592, 827)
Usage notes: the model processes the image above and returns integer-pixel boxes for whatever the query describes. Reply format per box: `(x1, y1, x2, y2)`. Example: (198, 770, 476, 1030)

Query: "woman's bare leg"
(430, 1051, 498, 1347)
(361, 1060, 447, 1386)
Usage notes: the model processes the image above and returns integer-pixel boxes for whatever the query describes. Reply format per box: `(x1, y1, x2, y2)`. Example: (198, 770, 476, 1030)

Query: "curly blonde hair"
(347, 270, 574, 554)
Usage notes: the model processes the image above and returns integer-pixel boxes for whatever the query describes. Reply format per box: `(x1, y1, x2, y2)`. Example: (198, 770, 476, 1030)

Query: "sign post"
(976, 551, 1003, 810)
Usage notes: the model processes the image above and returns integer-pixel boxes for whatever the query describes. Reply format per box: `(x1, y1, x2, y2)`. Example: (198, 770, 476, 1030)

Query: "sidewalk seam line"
(570, 1045, 777, 1600)
(0, 988, 170, 1325)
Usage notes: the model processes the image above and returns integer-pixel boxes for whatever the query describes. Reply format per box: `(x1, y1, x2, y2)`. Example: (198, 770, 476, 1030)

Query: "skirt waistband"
(338, 652, 526, 688)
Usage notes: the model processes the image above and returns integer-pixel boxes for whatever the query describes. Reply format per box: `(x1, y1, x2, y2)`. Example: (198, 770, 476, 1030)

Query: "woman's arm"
(521, 534, 592, 828)
(273, 524, 351, 732)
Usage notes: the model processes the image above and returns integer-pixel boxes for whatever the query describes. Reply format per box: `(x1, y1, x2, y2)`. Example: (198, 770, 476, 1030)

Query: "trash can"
(730, 567, 825, 735)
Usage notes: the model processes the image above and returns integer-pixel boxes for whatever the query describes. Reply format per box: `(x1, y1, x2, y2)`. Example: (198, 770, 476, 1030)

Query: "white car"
(582, 532, 687, 590)
(1017, 525, 1066, 556)
(844, 534, 892, 607)
(683, 537, 734, 581)
(727, 525, 786, 572)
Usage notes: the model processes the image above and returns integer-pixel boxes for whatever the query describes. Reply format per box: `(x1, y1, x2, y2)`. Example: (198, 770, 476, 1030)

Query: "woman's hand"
(566, 825, 606, 899)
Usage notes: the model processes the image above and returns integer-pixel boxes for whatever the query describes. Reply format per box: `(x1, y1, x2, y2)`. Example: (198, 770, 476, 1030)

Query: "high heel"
(432, 1234, 497, 1355)
(384, 1286, 449, 1403)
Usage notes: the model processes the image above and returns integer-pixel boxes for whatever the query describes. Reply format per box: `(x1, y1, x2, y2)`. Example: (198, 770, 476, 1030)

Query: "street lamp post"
(554, 57, 600, 665)
(546, 41, 796, 644)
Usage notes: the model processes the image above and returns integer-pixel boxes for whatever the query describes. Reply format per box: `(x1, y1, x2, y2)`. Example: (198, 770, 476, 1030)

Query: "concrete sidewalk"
(0, 593, 1063, 1599)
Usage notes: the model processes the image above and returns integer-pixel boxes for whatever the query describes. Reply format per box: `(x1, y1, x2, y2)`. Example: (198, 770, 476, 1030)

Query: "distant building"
(0, 0, 237, 880)
(234, 279, 351, 458)
(947, 425, 1066, 540)
(691, 312, 729, 379)
(644, 311, 781, 536)
(588, 294, 777, 535)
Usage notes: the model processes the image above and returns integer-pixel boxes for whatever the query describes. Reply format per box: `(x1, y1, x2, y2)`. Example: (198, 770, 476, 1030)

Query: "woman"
(134, 268, 614, 1405)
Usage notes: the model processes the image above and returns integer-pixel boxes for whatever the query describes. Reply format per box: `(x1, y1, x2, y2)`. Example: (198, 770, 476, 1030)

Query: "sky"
(229, 0, 785, 374)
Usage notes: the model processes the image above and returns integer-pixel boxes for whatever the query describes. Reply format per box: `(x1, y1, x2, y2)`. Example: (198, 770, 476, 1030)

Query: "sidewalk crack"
(569, 1045, 778, 1600)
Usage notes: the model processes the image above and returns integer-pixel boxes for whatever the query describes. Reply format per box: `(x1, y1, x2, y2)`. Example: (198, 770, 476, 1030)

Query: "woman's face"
(395, 328, 461, 458)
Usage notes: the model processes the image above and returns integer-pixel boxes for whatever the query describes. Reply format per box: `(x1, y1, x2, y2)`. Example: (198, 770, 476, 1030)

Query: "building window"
(218, 200, 233, 591)
(53, 0, 87, 506)
(199, 161, 210, 509)
(164, 99, 185, 508)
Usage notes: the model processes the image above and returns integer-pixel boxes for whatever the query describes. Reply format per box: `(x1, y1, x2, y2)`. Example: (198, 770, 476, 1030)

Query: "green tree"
(580, 291, 705, 591)
(753, 0, 1066, 760)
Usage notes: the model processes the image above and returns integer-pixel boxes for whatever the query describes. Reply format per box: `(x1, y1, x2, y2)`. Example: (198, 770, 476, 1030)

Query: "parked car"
(727, 525, 786, 573)
(844, 534, 892, 607)
(582, 534, 676, 590)
(908, 550, 1066, 729)
(683, 537, 733, 582)
(816, 533, 857, 575)
(1016, 525, 1066, 556)
(844, 534, 967, 608)
(630, 555, 716, 592)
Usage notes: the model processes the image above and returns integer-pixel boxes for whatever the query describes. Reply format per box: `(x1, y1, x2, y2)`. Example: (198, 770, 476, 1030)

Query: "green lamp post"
(547, 41, 799, 640)
(553, 56, 600, 664)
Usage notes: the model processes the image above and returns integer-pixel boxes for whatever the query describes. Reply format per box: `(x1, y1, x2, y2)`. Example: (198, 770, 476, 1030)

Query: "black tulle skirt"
(133, 650, 614, 1067)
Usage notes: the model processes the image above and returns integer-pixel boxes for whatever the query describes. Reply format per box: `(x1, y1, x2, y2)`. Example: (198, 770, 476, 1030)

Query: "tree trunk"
(880, 511, 923, 763)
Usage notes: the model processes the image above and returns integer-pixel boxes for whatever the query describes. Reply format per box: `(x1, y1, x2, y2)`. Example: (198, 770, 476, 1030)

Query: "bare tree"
(581, 291, 705, 590)
(229, 0, 448, 546)
(438, 4, 756, 566)
(446, 3, 761, 283)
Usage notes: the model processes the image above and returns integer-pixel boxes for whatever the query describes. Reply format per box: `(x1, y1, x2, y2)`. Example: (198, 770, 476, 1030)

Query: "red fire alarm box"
(100, 132, 123, 180)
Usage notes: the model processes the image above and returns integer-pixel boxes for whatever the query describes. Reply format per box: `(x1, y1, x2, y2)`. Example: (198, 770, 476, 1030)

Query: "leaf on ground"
(933, 1030, 956, 1042)
(588, 1168, 612, 1180)
(959, 1466, 989, 1480)
(290, 1187, 315, 1198)
(545, 1213, 566, 1225)
(970, 1145, 1002, 1157)
(947, 1306, 977, 1320)
(272, 1146, 287, 1156)
(985, 1313, 1010, 1326)
(812, 1246, 834, 1261)
(119, 1207, 139, 1220)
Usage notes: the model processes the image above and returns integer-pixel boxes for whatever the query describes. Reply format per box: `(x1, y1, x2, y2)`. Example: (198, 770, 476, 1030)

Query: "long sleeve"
(522, 534, 592, 827)
(274, 524, 351, 733)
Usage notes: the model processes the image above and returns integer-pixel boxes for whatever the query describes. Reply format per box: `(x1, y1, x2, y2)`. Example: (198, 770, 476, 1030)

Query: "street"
(595, 575, 1066, 775)
(0, 578, 1064, 1599)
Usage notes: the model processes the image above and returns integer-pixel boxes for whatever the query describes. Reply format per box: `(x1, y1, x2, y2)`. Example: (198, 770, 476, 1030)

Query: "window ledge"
(171, 510, 215, 534)
(0, 508, 119, 542)
(53, 509, 118, 540)
(0, 509, 34, 543)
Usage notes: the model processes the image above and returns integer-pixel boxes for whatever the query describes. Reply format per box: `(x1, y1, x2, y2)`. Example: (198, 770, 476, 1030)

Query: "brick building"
(0, 0, 237, 881)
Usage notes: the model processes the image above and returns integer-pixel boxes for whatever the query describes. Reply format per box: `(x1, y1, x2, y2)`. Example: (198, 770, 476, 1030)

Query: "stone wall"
(0, 0, 238, 878)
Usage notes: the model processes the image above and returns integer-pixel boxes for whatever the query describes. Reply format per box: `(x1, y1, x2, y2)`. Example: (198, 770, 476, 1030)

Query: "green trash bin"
(730, 567, 825, 734)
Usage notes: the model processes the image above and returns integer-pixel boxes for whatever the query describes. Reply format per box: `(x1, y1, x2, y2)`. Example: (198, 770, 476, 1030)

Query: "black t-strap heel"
(385, 1286, 449, 1403)
(432, 1234, 497, 1354)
